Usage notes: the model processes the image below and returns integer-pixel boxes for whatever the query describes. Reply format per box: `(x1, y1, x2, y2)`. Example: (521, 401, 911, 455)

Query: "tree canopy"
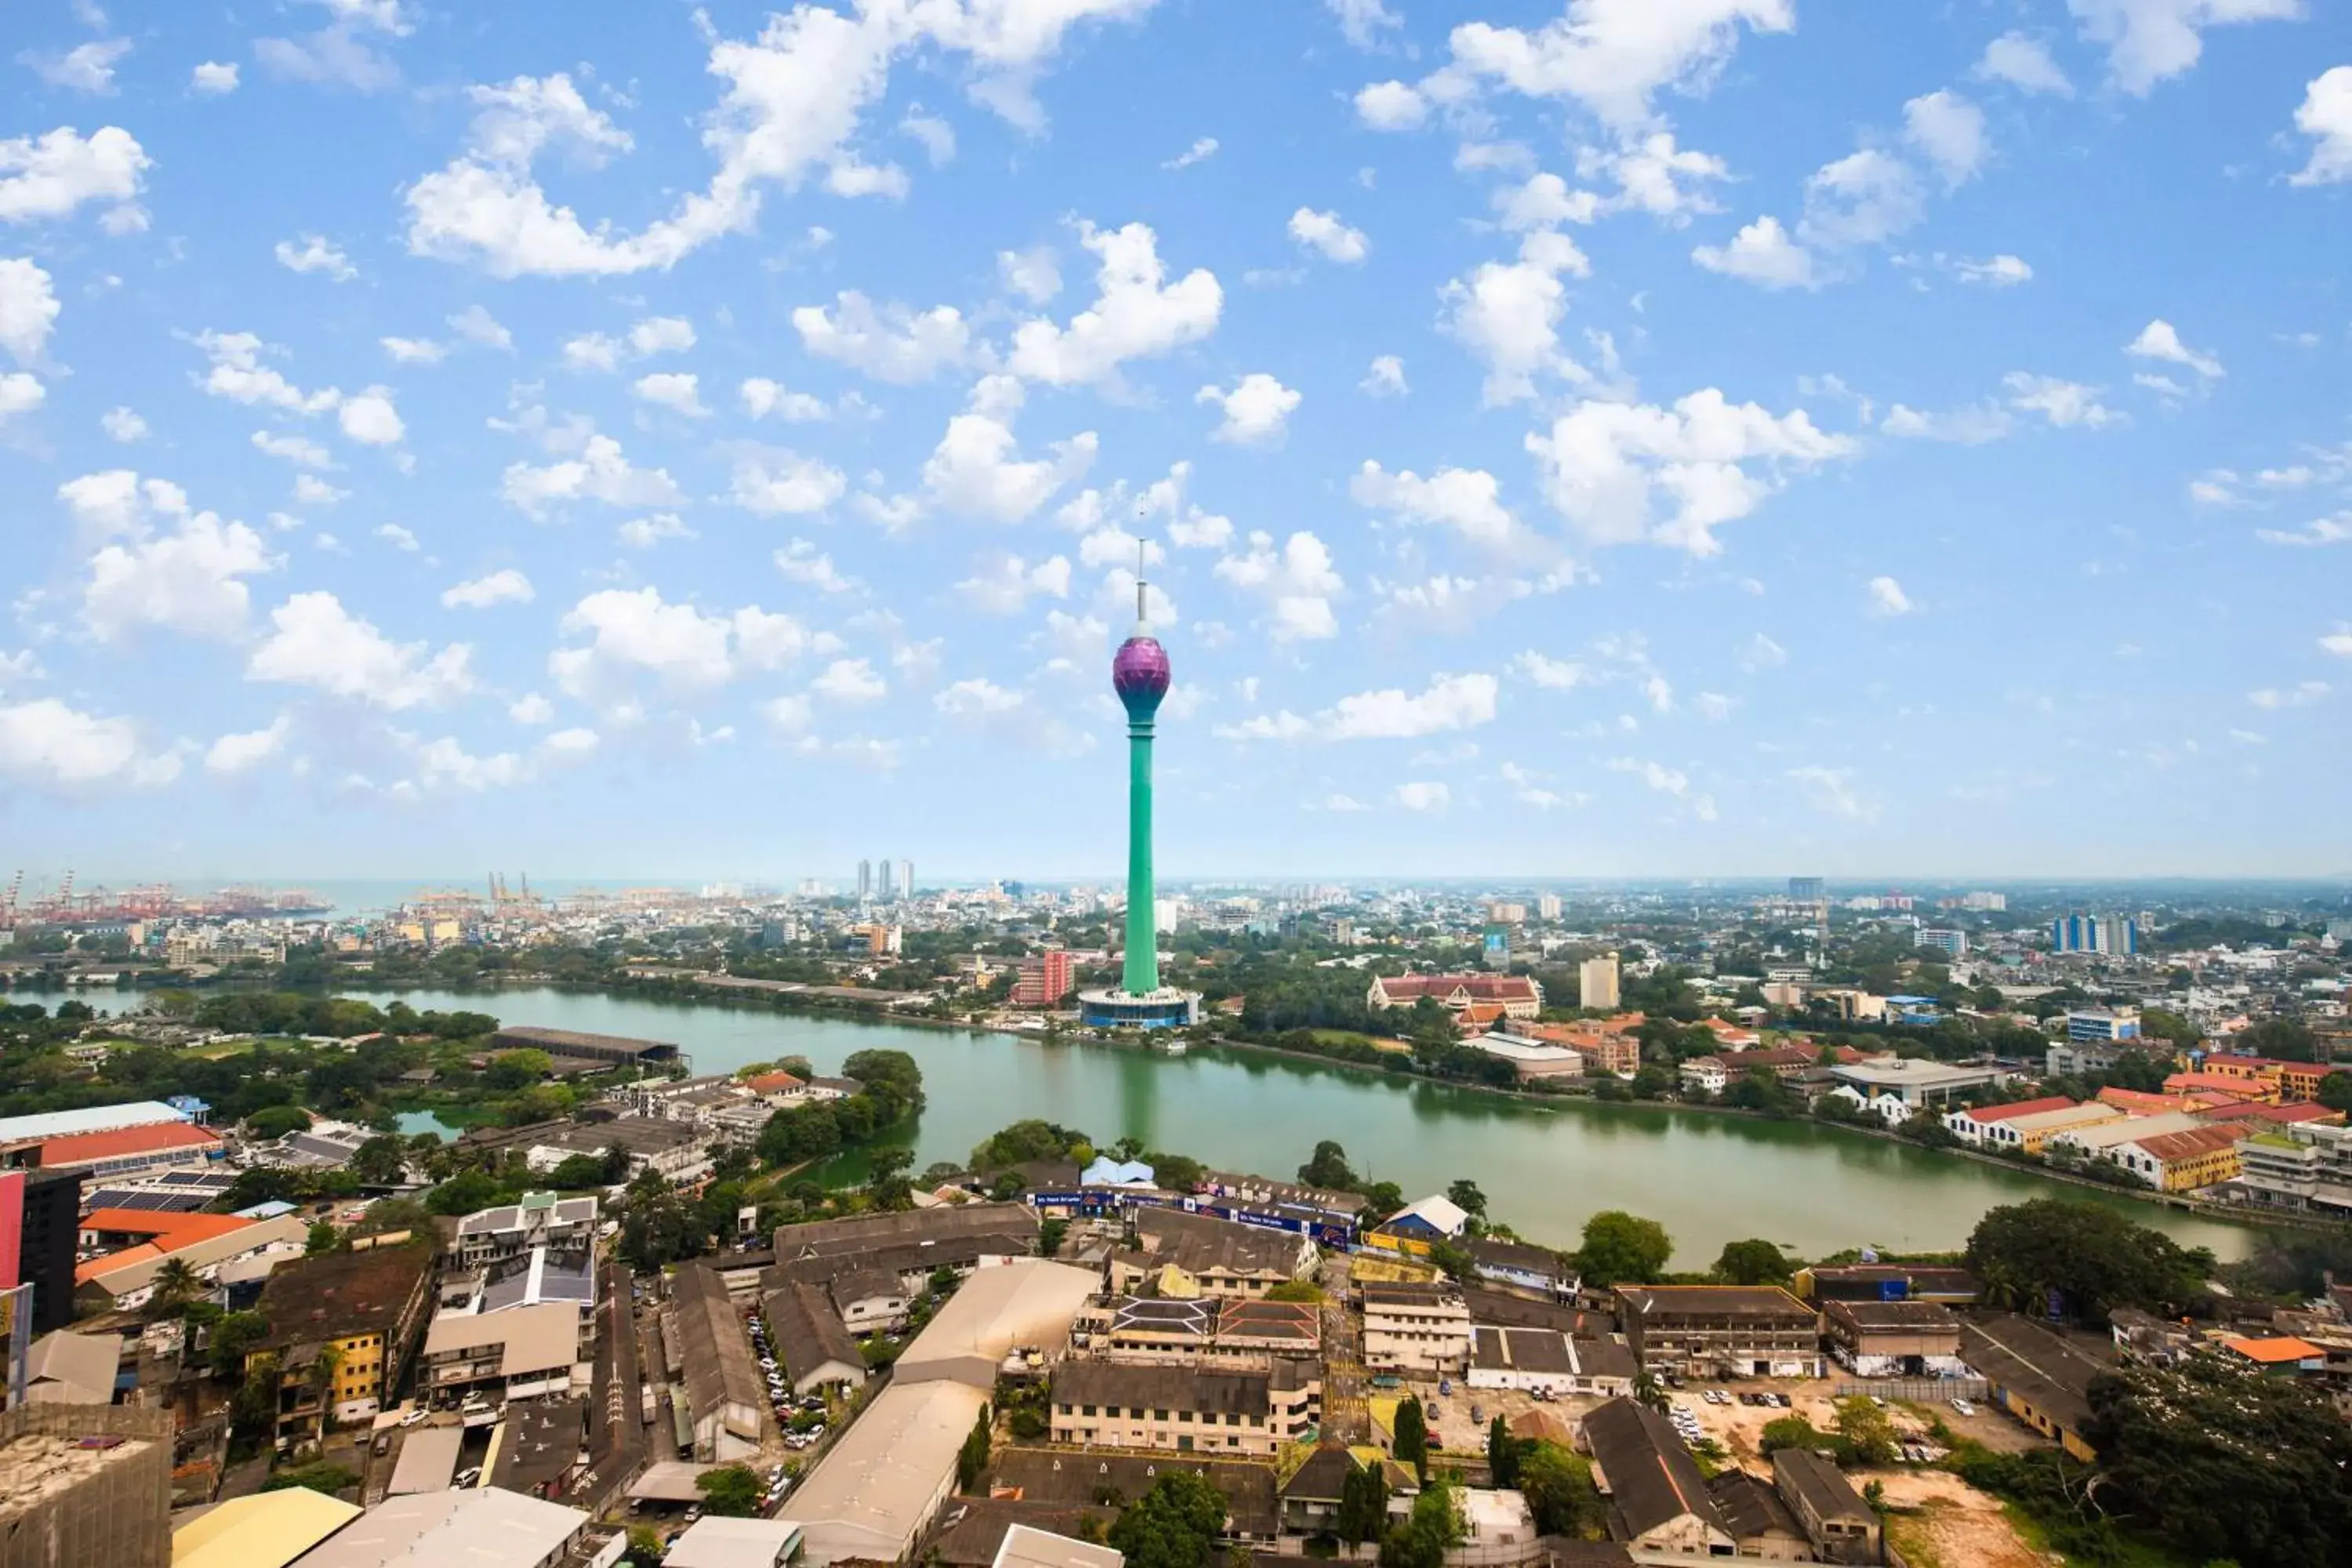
(1106, 1470, 1229, 1568)
(1963, 1199, 2210, 1323)
(1574, 1210, 1673, 1287)
(1713, 1238, 1795, 1285)
(2083, 1353, 2352, 1568)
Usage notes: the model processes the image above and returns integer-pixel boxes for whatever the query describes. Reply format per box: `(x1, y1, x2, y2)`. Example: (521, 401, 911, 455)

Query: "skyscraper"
(856, 859, 872, 902)
(900, 859, 914, 902)
(1080, 567, 1200, 1029)
(877, 858, 897, 901)
(1579, 953, 1621, 1011)
(1788, 877, 1824, 901)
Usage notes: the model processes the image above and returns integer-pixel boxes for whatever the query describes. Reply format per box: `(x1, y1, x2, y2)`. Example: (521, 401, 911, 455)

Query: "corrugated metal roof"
(0, 1101, 188, 1145)
(173, 1486, 362, 1568)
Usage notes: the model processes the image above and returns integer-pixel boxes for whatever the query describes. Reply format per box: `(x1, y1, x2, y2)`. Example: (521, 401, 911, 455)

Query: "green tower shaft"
(1121, 717, 1159, 996)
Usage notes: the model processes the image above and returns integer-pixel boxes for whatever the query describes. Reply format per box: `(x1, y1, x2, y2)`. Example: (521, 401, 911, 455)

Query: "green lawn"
(183, 1037, 258, 1060)
(1309, 1029, 1408, 1054)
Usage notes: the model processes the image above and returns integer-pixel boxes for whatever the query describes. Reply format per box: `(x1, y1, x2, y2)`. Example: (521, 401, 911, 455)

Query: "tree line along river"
(362, 986, 2256, 1266)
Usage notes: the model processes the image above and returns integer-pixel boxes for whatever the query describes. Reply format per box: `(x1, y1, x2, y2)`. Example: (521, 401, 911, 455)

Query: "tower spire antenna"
(1134, 537, 1149, 630)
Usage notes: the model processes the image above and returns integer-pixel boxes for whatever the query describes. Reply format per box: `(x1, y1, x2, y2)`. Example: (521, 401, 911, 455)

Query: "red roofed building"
(1367, 973, 1543, 1018)
(2165, 1070, 2274, 1105)
(2112, 1123, 2252, 1193)
(28, 1120, 221, 1181)
(739, 1070, 807, 1105)
(2197, 1100, 2344, 1129)
(1940, 1096, 2078, 1146)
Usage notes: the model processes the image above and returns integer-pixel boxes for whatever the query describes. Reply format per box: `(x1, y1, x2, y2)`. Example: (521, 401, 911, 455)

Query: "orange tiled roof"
(75, 1242, 163, 1284)
(2223, 1336, 2322, 1364)
(1963, 1096, 2078, 1123)
(741, 1071, 805, 1094)
(35, 1121, 220, 1166)
(80, 1209, 256, 1247)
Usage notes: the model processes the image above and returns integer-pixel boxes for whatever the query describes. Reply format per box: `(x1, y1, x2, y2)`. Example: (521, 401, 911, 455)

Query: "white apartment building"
(1360, 1283, 1472, 1374)
(1579, 953, 1621, 1011)
(452, 1192, 599, 1269)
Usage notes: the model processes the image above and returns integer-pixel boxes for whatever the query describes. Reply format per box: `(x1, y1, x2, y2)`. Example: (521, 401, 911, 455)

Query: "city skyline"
(4, 4, 2351, 879)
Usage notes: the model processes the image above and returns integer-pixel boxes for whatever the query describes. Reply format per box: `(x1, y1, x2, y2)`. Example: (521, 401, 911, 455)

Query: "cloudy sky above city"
(3, 0, 2350, 882)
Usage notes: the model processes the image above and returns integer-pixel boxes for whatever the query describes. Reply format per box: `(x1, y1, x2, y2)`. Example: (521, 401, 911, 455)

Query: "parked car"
(455, 1467, 481, 1488)
(1950, 1398, 1976, 1417)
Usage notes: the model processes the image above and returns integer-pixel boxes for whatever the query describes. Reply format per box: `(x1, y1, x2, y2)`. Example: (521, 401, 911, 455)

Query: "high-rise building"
(1788, 877, 1824, 902)
(1537, 894, 1563, 921)
(1915, 927, 1969, 959)
(4, 1169, 81, 1336)
(1013, 951, 1076, 1007)
(2052, 914, 2137, 956)
(856, 860, 872, 902)
(877, 858, 897, 901)
(1579, 953, 1621, 1011)
(899, 859, 914, 901)
(1079, 567, 1200, 1030)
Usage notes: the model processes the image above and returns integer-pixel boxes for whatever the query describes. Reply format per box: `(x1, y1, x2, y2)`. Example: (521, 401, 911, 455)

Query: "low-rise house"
(1466, 1327, 1637, 1398)
(524, 1116, 711, 1184)
(766, 1279, 868, 1397)
(1772, 1447, 1881, 1564)
(1379, 1195, 1471, 1242)
(1789, 1264, 1978, 1306)
(419, 1300, 581, 1403)
(1465, 1238, 1576, 1298)
(451, 1192, 599, 1269)
(1109, 1208, 1316, 1299)
(1047, 1359, 1319, 1456)
(249, 1241, 435, 1447)
(2110, 1123, 2251, 1192)
(1580, 1396, 1734, 1557)
(1821, 1299, 1965, 1377)
(1617, 1286, 1823, 1379)
(1704, 1468, 1812, 1560)
(1984, 1102, 2125, 1155)
(2218, 1335, 2327, 1377)
(1958, 1315, 2114, 1461)
(669, 1261, 771, 1461)
(23, 1330, 119, 1406)
(982, 1448, 1282, 1548)
(740, 1069, 808, 1106)
(1940, 1095, 2078, 1146)
(73, 1210, 308, 1313)
(2045, 1110, 2210, 1159)
(828, 1266, 910, 1334)
(1362, 1282, 1473, 1374)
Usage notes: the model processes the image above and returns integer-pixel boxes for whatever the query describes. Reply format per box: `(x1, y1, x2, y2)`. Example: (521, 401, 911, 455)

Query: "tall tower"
(856, 859, 871, 902)
(1080, 560, 1200, 1030)
(877, 858, 896, 901)
(899, 859, 914, 902)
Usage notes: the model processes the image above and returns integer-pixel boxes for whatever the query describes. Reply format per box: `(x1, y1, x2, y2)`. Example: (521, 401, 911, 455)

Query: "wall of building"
(0, 1402, 174, 1568)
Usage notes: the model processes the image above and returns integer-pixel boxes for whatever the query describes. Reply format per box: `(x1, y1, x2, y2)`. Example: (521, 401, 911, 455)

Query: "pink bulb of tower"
(1112, 635, 1171, 717)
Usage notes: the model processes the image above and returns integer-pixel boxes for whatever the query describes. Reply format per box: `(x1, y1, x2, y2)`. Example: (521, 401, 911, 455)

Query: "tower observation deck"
(1078, 564, 1200, 1032)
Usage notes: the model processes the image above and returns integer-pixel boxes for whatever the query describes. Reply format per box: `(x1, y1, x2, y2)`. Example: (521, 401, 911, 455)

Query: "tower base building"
(1078, 987, 1200, 1030)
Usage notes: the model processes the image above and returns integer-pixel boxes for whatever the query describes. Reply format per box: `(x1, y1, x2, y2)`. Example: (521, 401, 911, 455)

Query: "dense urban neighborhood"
(0, 877, 2349, 1566)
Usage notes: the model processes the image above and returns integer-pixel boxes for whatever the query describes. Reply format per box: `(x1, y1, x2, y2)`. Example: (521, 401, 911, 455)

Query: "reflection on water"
(356, 986, 2255, 1265)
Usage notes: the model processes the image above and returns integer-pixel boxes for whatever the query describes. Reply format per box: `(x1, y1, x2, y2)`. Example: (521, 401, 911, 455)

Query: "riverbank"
(348, 970, 2314, 1243)
(342, 983, 2264, 1261)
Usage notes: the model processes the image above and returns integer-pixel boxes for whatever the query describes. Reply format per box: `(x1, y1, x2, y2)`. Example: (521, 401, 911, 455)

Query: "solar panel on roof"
(83, 1188, 211, 1212)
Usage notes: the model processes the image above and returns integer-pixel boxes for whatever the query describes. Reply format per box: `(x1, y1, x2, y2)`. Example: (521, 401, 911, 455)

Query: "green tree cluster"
(1964, 1199, 2212, 1323)
(2081, 1353, 2352, 1568)
(1574, 1210, 1672, 1287)
(955, 1404, 993, 1491)
(1515, 1443, 1604, 1538)
(1392, 1396, 1428, 1479)
(1378, 1479, 1465, 1568)
(1106, 1469, 1227, 1568)
(1334, 1462, 1388, 1553)
(695, 1464, 764, 1517)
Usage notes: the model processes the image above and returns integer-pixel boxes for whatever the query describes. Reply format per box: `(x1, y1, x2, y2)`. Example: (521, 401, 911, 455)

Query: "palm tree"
(148, 1257, 204, 1316)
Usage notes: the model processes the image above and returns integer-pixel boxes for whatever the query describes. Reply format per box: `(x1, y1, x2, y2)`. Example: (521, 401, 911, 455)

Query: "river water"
(362, 986, 2256, 1266)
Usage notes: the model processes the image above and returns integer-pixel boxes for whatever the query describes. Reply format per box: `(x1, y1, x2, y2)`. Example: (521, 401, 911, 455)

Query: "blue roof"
(234, 1200, 299, 1220)
(1080, 1157, 1156, 1187)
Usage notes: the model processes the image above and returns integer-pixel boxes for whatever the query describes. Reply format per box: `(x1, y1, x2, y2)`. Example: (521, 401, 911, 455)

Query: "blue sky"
(3, 0, 2350, 885)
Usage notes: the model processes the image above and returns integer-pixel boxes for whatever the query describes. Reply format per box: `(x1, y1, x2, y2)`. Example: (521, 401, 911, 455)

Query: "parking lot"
(1660, 1379, 2042, 1462)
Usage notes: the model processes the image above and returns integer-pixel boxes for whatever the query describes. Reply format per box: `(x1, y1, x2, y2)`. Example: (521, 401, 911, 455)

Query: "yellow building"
(249, 1243, 434, 1448)
(2117, 1125, 2249, 1193)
